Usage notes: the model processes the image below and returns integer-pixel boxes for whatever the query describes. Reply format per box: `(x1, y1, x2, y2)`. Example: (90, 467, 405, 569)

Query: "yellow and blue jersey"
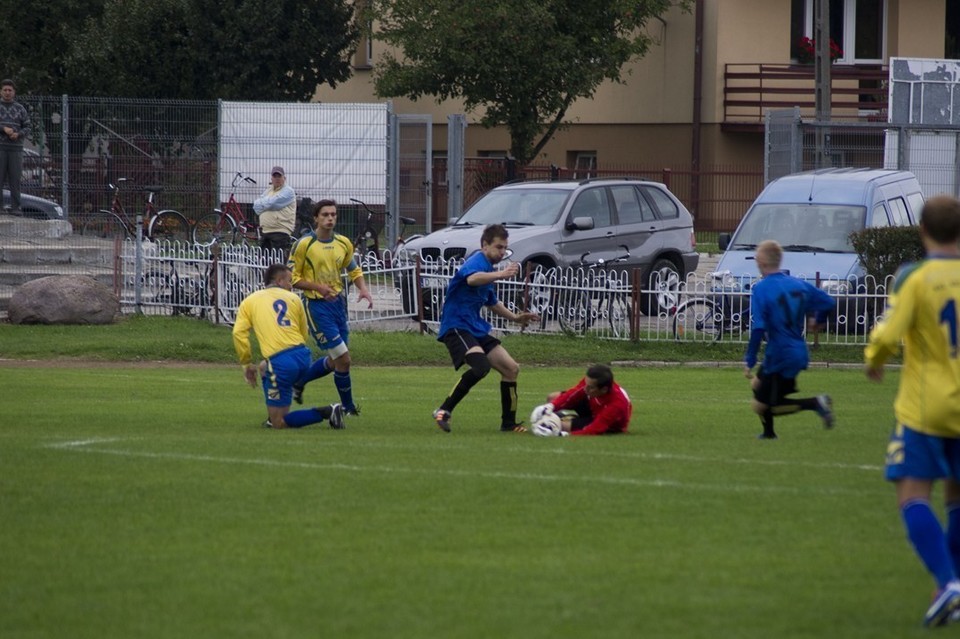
(865, 257, 960, 436)
(232, 286, 310, 366)
(287, 232, 362, 299)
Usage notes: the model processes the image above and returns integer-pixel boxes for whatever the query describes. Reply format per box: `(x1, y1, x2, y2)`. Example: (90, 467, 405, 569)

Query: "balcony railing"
(723, 63, 888, 130)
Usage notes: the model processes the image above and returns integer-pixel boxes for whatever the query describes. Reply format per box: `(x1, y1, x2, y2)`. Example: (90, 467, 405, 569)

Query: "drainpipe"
(691, 0, 704, 221)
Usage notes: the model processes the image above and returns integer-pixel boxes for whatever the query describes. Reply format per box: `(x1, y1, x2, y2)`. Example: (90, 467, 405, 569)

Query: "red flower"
(797, 36, 842, 63)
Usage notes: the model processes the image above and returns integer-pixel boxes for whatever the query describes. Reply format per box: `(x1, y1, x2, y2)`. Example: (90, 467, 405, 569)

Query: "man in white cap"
(253, 165, 296, 255)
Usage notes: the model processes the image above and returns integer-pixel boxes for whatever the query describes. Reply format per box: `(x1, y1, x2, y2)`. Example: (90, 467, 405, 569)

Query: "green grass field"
(0, 349, 938, 639)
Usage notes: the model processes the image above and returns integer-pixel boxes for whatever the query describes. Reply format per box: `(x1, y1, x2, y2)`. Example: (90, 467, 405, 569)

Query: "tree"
(0, 0, 106, 94)
(369, 0, 690, 165)
(66, 0, 360, 101)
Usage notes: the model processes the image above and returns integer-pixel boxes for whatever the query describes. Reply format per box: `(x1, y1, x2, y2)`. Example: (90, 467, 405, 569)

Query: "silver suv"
(398, 178, 699, 315)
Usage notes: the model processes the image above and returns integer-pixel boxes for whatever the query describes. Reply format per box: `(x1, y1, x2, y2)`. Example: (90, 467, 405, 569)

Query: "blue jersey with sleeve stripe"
(437, 251, 498, 339)
(745, 272, 835, 377)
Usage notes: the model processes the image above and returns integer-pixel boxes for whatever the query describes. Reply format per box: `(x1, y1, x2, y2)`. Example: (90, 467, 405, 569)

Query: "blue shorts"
(262, 345, 312, 407)
(885, 422, 960, 482)
(304, 296, 349, 355)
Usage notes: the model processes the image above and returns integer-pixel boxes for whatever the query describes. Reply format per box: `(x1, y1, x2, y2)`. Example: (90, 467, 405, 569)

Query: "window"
(949, 1, 960, 60)
(790, 0, 885, 64)
(569, 188, 611, 228)
(641, 186, 679, 220)
(569, 152, 597, 179)
(611, 186, 643, 224)
(906, 192, 924, 223)
(870, 203, 890, 227)
(888, 197, 909, 226)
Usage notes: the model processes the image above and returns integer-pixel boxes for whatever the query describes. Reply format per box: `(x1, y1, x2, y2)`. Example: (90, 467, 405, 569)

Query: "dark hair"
(263, 263, 290, 286)
(920, 195, 960, 244)
(1, 79, 14, 90)
(481, 223, 508, 246)
(313, 199, 337, 216)
(586, 364, 614, 391)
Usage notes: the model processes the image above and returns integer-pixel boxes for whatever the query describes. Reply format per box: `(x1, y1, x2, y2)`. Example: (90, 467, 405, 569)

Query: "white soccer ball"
(532, 412, 563, 437)
(530, 403, 554, 424)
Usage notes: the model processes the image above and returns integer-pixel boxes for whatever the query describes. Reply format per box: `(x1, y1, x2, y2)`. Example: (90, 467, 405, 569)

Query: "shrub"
(850, 226, 924, 280)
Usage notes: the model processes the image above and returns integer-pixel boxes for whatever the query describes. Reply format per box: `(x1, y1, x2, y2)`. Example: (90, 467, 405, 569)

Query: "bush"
(850, 226, 924, 281)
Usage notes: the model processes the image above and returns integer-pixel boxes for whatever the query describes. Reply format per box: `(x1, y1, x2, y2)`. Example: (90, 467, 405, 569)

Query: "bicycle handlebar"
(579, 245, 631, 267)
(349, 197, 392, 219)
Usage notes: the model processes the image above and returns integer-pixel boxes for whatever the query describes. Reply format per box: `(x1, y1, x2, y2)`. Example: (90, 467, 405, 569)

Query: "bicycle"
(192, 172, 259, 246)
(349, 197, 418, 264)
(555, 246, 634, 337)
(81, 178, 190, 242)
(671, 272, 751, 341)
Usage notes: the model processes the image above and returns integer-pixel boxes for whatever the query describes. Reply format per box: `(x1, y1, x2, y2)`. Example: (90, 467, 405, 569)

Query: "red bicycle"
(192, 172, 259, 246)
(81, 178, 190, 241)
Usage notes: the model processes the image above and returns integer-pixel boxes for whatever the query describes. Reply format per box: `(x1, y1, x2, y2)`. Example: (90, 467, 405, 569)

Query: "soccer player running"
(232, 264, 344, 430)
(539, 364, 632, 436)
(432, 223, 539, 433)
(864, 195, 960, 627)
(743, 239, 836, 439)
(287, 200, 373, 416)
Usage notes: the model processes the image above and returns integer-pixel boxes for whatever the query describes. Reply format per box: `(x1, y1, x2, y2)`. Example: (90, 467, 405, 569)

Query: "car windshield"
(730, 204, 866, 253)
(455, 189, 570, 226)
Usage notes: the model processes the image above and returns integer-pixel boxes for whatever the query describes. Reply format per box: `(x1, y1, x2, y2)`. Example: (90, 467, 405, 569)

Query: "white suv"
(398, 178, 699, 315)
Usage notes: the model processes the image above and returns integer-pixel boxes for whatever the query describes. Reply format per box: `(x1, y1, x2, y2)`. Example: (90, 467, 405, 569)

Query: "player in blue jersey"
(432, 224, 539, 433)
(287, 200, 373, 416)
(232, 264, 343, 430)
(865, 194, 960, 627)
(743, 239, 836, 439)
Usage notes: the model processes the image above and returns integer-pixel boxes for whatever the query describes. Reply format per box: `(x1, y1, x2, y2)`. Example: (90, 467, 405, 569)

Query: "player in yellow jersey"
(865, 194, 960, 627)
(287, 200, 373, 415)
(232, 264, 343, 430)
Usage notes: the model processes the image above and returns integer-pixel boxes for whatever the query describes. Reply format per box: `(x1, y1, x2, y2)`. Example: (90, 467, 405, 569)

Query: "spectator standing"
(0, 80, 31, 214)
(864, 195, 960, 627)
(253, 166, 296, 254)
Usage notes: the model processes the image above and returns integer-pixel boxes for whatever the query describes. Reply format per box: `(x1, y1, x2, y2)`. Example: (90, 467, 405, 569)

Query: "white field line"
(44, 438, 882, 496)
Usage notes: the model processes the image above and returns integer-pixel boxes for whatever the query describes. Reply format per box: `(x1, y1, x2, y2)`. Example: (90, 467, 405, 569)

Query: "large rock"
(8, 275, 120, 324)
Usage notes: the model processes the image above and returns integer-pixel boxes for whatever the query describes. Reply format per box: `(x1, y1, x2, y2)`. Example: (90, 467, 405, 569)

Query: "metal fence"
(765, 109, 960, 198)
(117, 240, 890, 345)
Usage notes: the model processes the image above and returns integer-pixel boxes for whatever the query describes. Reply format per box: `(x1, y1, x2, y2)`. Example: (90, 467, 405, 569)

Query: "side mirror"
(565, 216, 595, 231)
(718, 232, 731, 251)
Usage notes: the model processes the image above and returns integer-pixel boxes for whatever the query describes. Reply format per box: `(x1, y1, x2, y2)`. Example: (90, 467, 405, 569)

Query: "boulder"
(8, 275, 120, 324)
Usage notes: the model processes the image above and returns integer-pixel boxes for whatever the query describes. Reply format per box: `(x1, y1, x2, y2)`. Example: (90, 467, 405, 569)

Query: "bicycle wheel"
(556, 288, 591, 336)
(81, 211, 126, 239)
(148, 210, 190, 242)
(193, 213, 235, 246)
(607, 291, 633, 338)
(672, 298, 721, 341)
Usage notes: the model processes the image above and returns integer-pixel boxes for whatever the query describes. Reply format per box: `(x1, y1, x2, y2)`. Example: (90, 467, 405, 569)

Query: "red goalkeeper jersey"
(552, 379, 633, 436)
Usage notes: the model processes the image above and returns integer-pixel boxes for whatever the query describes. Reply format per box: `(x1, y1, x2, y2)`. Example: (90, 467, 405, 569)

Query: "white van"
(715, 168, 924, 329)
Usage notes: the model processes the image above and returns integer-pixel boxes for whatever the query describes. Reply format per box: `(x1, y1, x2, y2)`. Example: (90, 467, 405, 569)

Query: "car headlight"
(54, 205, 64, 218)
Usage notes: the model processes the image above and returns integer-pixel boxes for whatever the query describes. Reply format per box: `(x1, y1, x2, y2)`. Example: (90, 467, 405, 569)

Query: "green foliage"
(0, 0, 105, 94)
(28, 0, 359, 100)
(0, 363, 921, 637)
(850, 226, 924, 281)
(369, 0, 690, 164)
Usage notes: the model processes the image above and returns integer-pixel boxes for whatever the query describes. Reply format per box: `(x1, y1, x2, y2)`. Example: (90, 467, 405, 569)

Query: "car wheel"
(641, 258, 682, 316)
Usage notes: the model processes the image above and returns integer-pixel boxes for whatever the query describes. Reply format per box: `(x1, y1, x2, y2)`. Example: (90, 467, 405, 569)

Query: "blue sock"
(283, 407, 326, 428)
(946, 502, 960, 577)
(902, 499, 957, 589)
(302, 357, 333, 385)
(334, 370, 355, 412)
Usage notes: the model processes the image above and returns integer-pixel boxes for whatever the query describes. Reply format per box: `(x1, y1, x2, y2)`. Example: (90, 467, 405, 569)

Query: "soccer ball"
(530, 403, 554, 424)
(532, 412, 563, 437)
